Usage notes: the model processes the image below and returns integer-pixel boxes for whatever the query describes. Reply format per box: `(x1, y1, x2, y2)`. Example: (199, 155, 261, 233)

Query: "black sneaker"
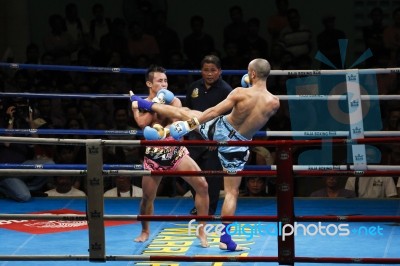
(190, 207, 197, 215)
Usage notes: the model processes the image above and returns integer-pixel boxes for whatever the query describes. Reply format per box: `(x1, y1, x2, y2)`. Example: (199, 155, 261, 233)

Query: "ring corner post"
(276, 144, 295, 265)
(86, 139, 106, 262)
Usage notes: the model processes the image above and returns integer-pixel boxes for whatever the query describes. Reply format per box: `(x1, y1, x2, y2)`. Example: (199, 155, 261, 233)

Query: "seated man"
(310, 176, 355, 198)
(241, 176, 268, 197)
(104, 176, 143, 197)
(345, 176, 397, 198)
(45, 176, 86, 197)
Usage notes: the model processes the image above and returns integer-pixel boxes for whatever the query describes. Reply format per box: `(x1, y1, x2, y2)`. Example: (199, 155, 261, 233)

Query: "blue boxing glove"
(153, 88, 175, 104)
(170, 117, 200, 140)
(241, 74, 251, 88)
(130, 92, 154, 111)
(143, 124, 170, 140)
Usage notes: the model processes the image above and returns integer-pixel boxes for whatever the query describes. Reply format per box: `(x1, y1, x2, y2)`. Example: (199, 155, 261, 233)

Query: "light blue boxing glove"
(129, 91, 154, 111)
(170, 117, 200, 140)
(153, 88, 175, 104)
(241, 74, 251, 88)
(143, 124, 170, 140)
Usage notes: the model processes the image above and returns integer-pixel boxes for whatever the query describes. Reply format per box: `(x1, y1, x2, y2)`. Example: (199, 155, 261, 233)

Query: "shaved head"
(249, 59, 271, 80)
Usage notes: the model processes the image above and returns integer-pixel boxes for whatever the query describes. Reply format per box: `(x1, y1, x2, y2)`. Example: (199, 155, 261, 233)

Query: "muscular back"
(226, 86, 280, 139)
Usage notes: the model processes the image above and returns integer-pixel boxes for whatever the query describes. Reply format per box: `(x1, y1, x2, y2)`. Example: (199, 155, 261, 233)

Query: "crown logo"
(350, 100, 359, 107)
(347, 74, 357, 81)
(355, 154, 364, 161)
(91, 242, 102, 251)
(352, 127, 362, 134)
(88, 146, 99, 154)
(90, 210, 101, 218)
(90, 177, 100, 185)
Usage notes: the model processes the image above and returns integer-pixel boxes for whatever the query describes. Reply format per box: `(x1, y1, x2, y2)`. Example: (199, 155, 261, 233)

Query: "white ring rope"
(271, 68, 400, 75)
(1, 132, 400, 146)
(278, 95, 400, 101)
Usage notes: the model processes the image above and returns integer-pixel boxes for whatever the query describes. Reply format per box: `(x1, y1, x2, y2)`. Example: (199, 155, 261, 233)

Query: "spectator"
(43, 14, 77, 65)
(252, 146, 275, 166)
(152, 10, 181, 65)
(267, 0, 289, 46)
(45, 176, 86, 197)
(221, 41, 246, 70)
(243, 17, 269, 60)
(310, 176, 355, 198)
(89, 3, 111, 50)
(25, 43, 41, 64)
(104, 176, 142, 197)
(383, 8, 400, 65)
(165, 51, 192, 96)
(317, 15, 346, 69)
(0, 99, 34, 165)
(183, 15, 215, 67)
(383, 105, 400, 131)
(363, 7, 389, 67)
(78, 99, 103, 129)
(64, 3, 90, 52)
(53, 145, 84, 190)
(33, 98, 64, 128)
(223, 5, 248, 54)
(127, 21, 160, 63)
(389, 145, 400, 196)
(96, 18, 128, 67)
(241, 176, 268, 197)
(108, 106, 140, 164)
(0, 119, 53, 202)
(345, 176, 397, 198)
(278, 8, 312, 60)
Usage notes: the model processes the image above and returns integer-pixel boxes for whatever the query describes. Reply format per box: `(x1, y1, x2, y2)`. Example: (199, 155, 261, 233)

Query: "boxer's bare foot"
(134, 231, 149, 242)
(197, 233, 209, 248)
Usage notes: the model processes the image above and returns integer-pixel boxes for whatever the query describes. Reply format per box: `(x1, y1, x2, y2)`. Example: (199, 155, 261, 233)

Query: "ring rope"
(1, 136, 400, 147)
(1, 213, 400, 222)
(2, 163, 400, 171)
(1, 254, 400, 264)
(2, 128, 400, 138)
(1, 62, 400, 76)
(0, 254, 280, 263)
(1, 169, 399, 177)
(2, 91, 400, 101)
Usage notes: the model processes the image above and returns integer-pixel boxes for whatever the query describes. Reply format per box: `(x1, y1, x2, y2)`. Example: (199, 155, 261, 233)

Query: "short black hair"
(145, 65, 166, 82)
(200, 55, 221, 69)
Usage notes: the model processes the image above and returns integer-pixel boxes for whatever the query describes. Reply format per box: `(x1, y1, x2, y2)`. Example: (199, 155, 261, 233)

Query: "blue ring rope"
(0, 62, 246, 75)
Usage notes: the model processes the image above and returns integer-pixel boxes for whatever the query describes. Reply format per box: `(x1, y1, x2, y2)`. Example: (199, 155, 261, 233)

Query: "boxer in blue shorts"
(198, 116, 250, 171)
(130, 58, 280, 251)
